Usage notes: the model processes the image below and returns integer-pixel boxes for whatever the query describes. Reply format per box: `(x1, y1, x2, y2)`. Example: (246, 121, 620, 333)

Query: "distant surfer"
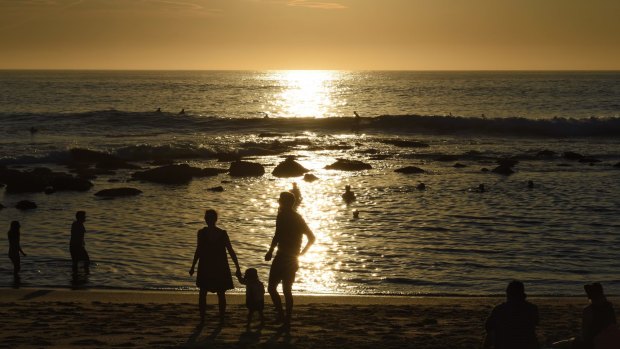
(29, 127, 38, 135)
(289, 182, 302, 207)
(179, 109, 185, 115)
(156, 108, 162, 113)
(263, 112, 269, 119)
(353, 111, 361, 131)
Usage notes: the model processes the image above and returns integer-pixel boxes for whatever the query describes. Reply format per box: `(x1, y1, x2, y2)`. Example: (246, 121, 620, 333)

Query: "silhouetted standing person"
(237, 268, 266, 330)
(70, 211, 90, 275)
(190, 209, 242, 324)
(483, 280, 539, 349)
(289, 182, 302, 207)
(342, 185, 356, 204)
(8, 221, 26, 278)
(265, 192, 315, 330)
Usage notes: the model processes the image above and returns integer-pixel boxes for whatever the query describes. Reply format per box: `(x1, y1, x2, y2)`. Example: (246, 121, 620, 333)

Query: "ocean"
(1, 70, 619, 296)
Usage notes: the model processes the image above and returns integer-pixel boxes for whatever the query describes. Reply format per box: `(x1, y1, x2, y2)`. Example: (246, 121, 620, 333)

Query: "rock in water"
(325, 159, 372, 171)
(132, 164, 218, 184)
(15, 200, 37, 210)
(229, 161, 265, 177)
(272, 157, 309, 178)
(303, 173, 319, 182)
(95, 188, 143, 198)
(394, 166, 425, 174)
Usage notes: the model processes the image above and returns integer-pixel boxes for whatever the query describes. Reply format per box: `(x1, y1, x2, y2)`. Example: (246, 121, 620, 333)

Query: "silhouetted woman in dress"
(190, 209, 242, 323)
(8, 221, 26, 278)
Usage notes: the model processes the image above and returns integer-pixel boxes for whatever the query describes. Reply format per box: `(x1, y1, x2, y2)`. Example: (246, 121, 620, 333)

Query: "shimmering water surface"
(1, 70, 619, 295)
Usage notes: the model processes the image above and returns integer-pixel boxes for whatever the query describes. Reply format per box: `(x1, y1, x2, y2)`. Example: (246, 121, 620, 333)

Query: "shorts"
(268, 255, 299, 285)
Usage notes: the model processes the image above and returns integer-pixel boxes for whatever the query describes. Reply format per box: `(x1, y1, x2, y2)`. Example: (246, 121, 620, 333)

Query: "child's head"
(204, 209, 218, 226)
(244, 268, 259, 282)
(76, 210, 86, 222)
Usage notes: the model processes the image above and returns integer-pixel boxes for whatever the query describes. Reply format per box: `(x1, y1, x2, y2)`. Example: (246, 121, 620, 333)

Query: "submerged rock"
(15, 200, 37, 210)
(614, 162, 620, 168)
(95, 188, 143, 198)
(229, 161, 265, 177)
(272, 157, 309, 178)
(325, 159, 372, 171)
(394, 166, 425, 174)
(453, 163, 467, 168)
(578, 157, 601, 163)
(208, 186, 225, 192)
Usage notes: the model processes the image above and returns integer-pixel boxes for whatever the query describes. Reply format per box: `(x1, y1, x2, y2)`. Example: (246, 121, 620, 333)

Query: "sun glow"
(269, 70, 344, 118)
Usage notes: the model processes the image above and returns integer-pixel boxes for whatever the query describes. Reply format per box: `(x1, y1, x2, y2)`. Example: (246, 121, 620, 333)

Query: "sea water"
(0, 70, 619, 295)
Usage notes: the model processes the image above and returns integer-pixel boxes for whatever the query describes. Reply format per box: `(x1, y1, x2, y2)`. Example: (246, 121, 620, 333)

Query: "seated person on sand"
(553, 282, 619, 349)
(483, 280, 539, 349)
(237, 268, 265, 330)
(342, 185, 356, 204)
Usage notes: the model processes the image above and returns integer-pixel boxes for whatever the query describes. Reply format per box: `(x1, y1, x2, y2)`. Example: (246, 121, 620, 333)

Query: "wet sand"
(0, 288, 614, 348)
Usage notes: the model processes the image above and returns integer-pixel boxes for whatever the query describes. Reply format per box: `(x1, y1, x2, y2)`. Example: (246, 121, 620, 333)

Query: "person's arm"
(582, 306, 594, 342)
(482, 308, 496, 349)
(19, 246, 26, 257)
(189, 231, 200, 276)
(224, 231, 242, 279)
(299, 219, 315, 256)
(265, 217, 281, 261)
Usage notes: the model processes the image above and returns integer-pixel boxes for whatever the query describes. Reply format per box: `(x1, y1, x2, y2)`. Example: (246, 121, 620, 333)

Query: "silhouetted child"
(342, 185, 356, 204)
(190, 209, 242, 324)
(8, 221, 27, 278)
(237, 268, 265, 330)
(70, 211, 90, 275)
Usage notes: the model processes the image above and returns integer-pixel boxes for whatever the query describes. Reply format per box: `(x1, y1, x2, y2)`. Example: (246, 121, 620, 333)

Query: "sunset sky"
(1, 0, 619, 70)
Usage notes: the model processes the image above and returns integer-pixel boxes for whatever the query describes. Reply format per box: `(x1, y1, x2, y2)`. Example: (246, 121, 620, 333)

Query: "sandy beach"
(1, 288, 616, 349)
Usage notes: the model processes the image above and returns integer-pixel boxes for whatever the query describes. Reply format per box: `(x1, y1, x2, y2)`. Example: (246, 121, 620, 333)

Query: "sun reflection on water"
(268, 70, 344, 118)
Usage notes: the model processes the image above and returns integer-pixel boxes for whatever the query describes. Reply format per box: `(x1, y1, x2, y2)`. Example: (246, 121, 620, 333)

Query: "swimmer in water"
(342, 185, 356, 204)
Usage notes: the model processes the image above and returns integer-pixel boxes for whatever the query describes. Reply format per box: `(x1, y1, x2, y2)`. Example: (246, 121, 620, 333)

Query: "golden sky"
(1, 0, 619, 70)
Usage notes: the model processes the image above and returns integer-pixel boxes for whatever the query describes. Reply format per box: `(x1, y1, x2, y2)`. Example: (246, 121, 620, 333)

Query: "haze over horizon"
(1, 0, 619, 70)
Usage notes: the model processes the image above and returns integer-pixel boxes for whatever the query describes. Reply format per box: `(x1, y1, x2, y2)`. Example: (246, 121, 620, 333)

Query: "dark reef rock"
(229, 161, 265, 177)
(0, 167, 93, 193)
(394, 166, 425, 174)
(614, 162, 620, 168)
(380, 139, 430, 148)
(272, 157, 309, 178)
(325, 159, 372, 171)
(303, 173, 319, 182)
(496, 158, 519, 168)
(491, 165, 515, 176)
(563, 151, 584, 161)
(67, 148, 139, 170)
(95, 188, 143, 198)
(536, 150, 556, 158)
(15, 200, 37, 210)
(578, 157, 601, 163)
(208, 186, 225, 192)
(132, 164, 220, 184)
(453, 163, 467, 168)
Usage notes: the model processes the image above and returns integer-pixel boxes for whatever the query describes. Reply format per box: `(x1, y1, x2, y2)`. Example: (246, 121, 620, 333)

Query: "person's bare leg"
(282, 281, 293, 328)
(198, 289, 207, 323)
(217, 291, 226, 323)
(246, 310, 253, 330)
(268, 282, 284, 322)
